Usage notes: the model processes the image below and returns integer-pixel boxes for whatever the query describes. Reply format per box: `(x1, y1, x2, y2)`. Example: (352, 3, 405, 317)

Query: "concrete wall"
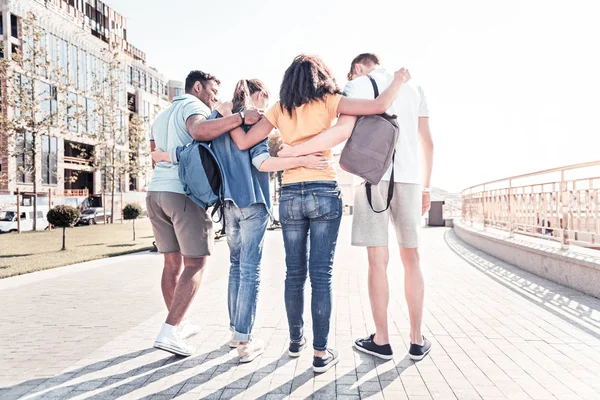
(454, 220, 600, 299)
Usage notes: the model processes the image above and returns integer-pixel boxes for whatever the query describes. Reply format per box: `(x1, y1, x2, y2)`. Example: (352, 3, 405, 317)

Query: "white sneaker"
(179, 319, 200, 339)
(238, 339, 265, 363)
(154, 323, 194, 357)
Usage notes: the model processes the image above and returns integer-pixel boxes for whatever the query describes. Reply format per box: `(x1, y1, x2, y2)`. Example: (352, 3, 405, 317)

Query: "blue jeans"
(279, 181, 343, 351)
(225, 201, 270, 342)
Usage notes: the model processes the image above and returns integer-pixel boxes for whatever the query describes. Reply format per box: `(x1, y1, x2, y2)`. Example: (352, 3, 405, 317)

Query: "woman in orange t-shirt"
(222, 54, 410, 373)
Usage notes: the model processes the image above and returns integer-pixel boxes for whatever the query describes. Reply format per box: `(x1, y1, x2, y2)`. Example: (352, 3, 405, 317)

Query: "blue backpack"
(177, 141, 225, 219)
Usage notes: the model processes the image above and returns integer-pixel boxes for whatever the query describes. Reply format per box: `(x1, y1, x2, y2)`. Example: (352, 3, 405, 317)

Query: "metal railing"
(462, 161, 600, 250)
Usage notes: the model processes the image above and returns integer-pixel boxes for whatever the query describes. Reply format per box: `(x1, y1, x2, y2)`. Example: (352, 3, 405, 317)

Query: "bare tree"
(90, 43, 127, 222)
(0, 12, 70, 230)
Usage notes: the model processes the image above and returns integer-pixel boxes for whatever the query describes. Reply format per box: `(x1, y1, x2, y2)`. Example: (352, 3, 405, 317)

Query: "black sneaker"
(288, 337, 307, 357)
(354, 334, 393, 360)
(409, 336, 432, 361)
(313, 348, 340, 373)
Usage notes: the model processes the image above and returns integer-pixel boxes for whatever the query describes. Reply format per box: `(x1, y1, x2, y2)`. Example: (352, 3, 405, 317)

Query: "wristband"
(422, 187, 431, 193)
(239, 111, 245, 125)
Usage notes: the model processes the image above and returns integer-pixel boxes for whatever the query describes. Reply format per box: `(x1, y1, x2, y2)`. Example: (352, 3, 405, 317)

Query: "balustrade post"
(508, 179, 514, 238)
(560, 170, 569, 250)
(482, 184, 487, 231)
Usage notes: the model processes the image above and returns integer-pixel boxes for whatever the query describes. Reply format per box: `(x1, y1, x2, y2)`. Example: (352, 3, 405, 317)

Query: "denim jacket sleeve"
(170, 146, 184, 166)
(250, 138, 269, 170)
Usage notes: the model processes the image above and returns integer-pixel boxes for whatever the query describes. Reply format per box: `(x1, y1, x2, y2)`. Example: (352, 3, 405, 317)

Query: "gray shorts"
(351, 181, 421, 248)
(146, 192, 213, 258)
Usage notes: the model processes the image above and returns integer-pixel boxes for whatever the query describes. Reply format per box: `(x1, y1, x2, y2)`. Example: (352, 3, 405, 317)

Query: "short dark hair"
(348, 53, 381, 80)
(279, 54, 342, 117)
(185, 70, 220, 93)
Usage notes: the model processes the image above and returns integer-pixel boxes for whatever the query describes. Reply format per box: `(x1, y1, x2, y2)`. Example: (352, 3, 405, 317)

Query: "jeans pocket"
(313, 190, 342, 220)
(279, 195, 295, 223)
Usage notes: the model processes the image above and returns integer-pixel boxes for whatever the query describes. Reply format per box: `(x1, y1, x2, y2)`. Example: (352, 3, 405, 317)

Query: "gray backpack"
(339, 76, 400, 212)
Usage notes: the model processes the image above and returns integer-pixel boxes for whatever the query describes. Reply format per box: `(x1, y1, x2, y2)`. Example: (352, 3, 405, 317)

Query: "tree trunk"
(132, 219, 136, 241)
(62, 227, 66, 251)
(111, 149, 116, 224)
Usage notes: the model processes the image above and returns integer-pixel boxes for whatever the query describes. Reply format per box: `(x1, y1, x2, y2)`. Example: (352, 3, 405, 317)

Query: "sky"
(110, 0, 600, 193)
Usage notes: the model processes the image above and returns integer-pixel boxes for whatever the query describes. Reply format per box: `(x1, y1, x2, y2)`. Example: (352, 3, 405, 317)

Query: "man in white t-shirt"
(278, 53, 434, 361)
(344, 53, 434, 361)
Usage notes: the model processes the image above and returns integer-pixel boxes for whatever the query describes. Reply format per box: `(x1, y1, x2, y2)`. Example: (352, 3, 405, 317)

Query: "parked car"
(0, 207, 49, 233)
(76, 209, 99, 226)
(76, 208, 111, 226)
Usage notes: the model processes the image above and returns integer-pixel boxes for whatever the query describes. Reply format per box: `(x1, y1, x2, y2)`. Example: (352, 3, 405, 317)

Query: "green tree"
(47, 205, 80, 251)
(123, 203, 142, 241)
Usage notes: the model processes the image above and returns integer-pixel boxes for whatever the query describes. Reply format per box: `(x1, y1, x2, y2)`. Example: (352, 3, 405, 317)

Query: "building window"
(10, 14, 18, 38)
(42, 136, 58, 185)
(78, 95, 87, 133)
(127, 66, 133, 85)
(0, 12, 3, 35)
(80, 50, 87, 91)
(48, 34, 57, 81)
(16, 133, 33, 184)
(70, 45, 78, 88)
(40, 83, 58, 125)
(60, 39, 69, 85)
(66, 92, 77, 132)
(14, 74, 31, 118)
(86, 98, 95, 134)
(38, 32, 48, 78)
(133, 69, 139, 88)
(89, 55, 97, 91)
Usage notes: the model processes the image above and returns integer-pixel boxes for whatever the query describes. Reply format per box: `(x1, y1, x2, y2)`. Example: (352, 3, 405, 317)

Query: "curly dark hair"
(279, 55, 342, 117)
(185, 70, 220, 93)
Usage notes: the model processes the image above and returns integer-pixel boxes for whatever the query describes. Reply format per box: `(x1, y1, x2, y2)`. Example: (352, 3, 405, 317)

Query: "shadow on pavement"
(444, 229, 600, 340)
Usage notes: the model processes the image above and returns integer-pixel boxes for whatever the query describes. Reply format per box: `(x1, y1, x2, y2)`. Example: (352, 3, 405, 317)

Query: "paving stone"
(1, 222, 600, 399)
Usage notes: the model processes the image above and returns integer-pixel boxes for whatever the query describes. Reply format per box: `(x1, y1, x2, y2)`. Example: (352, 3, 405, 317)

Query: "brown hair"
(232, 79, 270, 114)
(348, 53, 381, 80)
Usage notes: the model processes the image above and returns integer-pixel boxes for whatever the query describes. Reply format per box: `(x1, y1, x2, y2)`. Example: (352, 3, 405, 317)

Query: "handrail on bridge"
(461, 160, 600, 250)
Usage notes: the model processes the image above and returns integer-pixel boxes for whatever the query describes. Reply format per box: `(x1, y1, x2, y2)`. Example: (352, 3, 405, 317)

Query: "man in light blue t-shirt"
(147, 70, 262, 357)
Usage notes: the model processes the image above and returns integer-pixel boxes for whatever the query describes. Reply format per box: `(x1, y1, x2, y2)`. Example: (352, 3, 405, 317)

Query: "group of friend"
(146, 53, 435, 373)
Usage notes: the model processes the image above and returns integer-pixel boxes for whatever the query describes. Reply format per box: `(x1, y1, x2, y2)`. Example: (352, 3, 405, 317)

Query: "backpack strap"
(368, 75, 380, 97)
(365, 75, 395, 213)
(365, 152, 395, 213)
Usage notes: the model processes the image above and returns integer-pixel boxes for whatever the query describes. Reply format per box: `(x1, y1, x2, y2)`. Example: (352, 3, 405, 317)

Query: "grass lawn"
(0, 218, 155, 278)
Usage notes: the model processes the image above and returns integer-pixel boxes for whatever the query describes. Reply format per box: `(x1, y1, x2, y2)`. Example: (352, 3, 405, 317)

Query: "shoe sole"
(409, 347, 432, 361)
(313, 356, 340, 373)
(240, 348, 265, 363)
(353, 343, 394, 360)
(288, 344, 307, 358)
(153, 341, 192, 357)
(288, 340, 307, 358)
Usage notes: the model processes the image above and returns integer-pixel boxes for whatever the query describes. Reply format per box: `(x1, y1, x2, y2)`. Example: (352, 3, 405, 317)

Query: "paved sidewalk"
(1, 218, 600, 399)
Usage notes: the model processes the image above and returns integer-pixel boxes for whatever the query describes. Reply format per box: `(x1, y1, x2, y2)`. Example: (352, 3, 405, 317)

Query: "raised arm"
(229, 118, 274, 151)
(337, 68, 411, 116)
(186, 108, 262, 142)
(278, 115, 357, 158)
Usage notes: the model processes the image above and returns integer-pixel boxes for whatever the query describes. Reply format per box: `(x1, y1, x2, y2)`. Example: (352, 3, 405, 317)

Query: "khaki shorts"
(351, 181, 421, 248)
(146, 192, 213, 258)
